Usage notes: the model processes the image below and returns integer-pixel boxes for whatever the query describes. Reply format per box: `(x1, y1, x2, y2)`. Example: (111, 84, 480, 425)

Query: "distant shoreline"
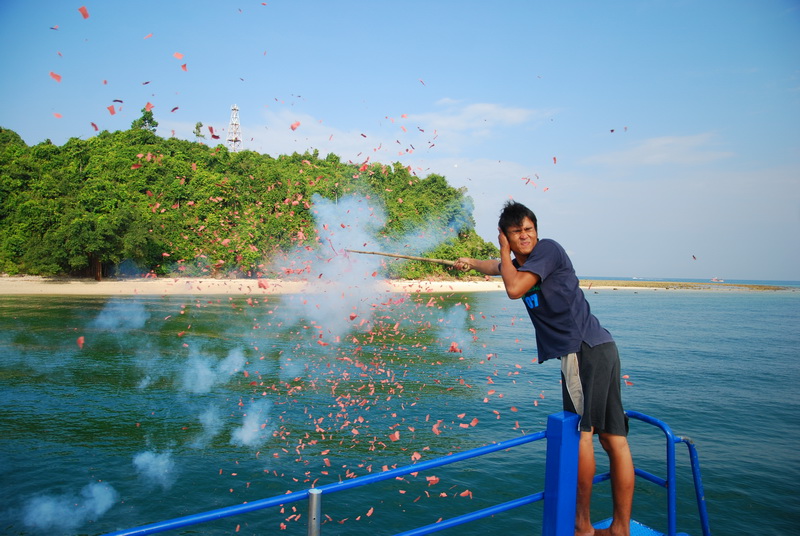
(0, 275, 792, 296)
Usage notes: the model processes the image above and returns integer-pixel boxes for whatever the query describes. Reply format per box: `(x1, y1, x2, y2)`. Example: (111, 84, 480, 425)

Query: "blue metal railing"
(593, 410, 711, 536)
(103, 412, 580, 536)
(102, 410, 711, 536)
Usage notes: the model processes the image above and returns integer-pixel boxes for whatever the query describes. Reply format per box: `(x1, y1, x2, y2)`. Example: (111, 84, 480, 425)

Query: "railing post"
(307, 488, 322, 536)
(542, 411, 580, 536)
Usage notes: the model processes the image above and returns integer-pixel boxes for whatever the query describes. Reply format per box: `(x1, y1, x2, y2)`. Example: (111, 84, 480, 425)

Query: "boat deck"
(594, 518, 690, 536)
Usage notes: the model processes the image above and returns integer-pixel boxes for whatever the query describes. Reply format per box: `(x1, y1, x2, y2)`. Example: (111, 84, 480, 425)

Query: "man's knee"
(598, 432, 628, 453)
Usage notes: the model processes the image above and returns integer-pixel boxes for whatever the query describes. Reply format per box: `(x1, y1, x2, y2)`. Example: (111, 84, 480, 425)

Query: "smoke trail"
(439, 302, 471, 351)
(180, 354, 217, 393)
(269, 193, 476, 355)
(180, 347, 247, 393)
(391, 196, 476, 256)
(190, 403, 225, 448)
(230, 399, 273, 448)
(133, 450, 177, 490)
(21, 482, 118, 532)
(91, 299, 150, 331)
(272, 194, 389, 342)
(217, 347, 247, 376)
(277, 343, 307, 383)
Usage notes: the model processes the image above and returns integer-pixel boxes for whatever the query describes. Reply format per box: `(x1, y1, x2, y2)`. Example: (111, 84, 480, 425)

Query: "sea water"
(0, 286, 798, 535)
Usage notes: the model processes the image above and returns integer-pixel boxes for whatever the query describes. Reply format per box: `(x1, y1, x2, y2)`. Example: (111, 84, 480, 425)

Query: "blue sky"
(1, 1, 798, 280)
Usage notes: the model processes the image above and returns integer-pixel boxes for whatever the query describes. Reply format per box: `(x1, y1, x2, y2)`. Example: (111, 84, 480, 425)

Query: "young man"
(455, 200, 634, 536)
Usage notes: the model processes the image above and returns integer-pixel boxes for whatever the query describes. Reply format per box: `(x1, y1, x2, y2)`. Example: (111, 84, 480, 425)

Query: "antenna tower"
(227, 104, 242, 152)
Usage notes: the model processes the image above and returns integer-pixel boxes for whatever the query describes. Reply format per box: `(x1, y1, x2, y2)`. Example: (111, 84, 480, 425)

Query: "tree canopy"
(0, 124, 497, 280)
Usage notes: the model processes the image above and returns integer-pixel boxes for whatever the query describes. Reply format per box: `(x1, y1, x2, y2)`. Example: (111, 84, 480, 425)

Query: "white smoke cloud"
(180, 347, 247, 393)
(271, 194, 388, 342)
(133, 450, 177, 490)
(217, 347, 247, 376)
(92, 299, 150, 331)
(181, 355, 218, 393)
(230, 399, 273, 448)
(272, 193, 476, 345)
(190, 404, 225, 448)
(22, 482, 118, 532)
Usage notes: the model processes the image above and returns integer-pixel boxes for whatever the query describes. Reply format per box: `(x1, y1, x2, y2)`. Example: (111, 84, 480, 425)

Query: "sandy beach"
(0, 275, 788, 296)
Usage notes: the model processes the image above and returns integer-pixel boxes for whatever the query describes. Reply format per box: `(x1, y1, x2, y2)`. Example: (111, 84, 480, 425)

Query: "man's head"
(498, 201, 537, 234)
(498, 201, 539, 258)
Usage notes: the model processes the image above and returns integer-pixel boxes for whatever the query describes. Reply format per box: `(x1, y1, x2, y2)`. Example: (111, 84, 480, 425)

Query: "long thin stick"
(345, 249, 456, 267)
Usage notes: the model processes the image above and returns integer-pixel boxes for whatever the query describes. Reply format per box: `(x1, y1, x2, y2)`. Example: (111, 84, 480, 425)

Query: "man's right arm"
(455, 258, 501, 276)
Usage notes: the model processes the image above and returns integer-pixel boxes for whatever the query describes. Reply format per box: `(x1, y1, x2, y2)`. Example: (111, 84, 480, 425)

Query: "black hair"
(498, 200, 538, 233)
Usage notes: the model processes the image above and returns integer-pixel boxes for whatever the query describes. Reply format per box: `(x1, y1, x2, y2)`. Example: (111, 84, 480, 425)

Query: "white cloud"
(411, 101, 551, 132)
(210, 101, 556, 161)
(582, 132, 734, 167)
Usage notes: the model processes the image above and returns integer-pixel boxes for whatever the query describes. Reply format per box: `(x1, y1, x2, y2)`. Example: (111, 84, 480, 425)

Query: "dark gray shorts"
(560, 341, 628, 436)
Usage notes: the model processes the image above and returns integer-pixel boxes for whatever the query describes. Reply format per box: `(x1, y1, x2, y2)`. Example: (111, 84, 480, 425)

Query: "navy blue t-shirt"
(514, 238, 613, 363)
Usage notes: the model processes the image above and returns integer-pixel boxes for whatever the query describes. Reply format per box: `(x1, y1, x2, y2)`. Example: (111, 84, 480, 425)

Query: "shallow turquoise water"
(1, 288, 798, 535)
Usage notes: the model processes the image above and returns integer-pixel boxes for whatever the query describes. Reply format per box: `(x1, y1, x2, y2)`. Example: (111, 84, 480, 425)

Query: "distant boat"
(711, 277, 725, 282)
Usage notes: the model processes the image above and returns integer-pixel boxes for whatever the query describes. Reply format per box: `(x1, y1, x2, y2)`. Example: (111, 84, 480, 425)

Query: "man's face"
(504, 217, 538, 256)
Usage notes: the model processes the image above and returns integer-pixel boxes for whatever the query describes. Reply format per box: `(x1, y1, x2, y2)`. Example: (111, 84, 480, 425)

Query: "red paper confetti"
(131, 164, 142, 169)
(76, 336, 85, 349)
(53, 113, 62, 119)
(143, 33, 153, 39)
(49, 72, 62, 82)
(173, 52, 184, 60)
(290, 121, 300, 131)
(170, 106, 179, 113)
(145, 102, 154, 111)
(181, 64, 187, 71)
(90, 122, 98, 131)
(107, 105, 116, 115)
(78, 6, 89, 19)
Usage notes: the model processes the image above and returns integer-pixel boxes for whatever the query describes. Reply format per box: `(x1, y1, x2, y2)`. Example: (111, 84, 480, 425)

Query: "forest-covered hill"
(0, 113, 497, 280)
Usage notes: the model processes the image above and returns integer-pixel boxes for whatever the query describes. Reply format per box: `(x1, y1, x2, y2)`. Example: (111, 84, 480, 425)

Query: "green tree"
(0, 125, 496, 279)
(131, 108, 159, 132)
